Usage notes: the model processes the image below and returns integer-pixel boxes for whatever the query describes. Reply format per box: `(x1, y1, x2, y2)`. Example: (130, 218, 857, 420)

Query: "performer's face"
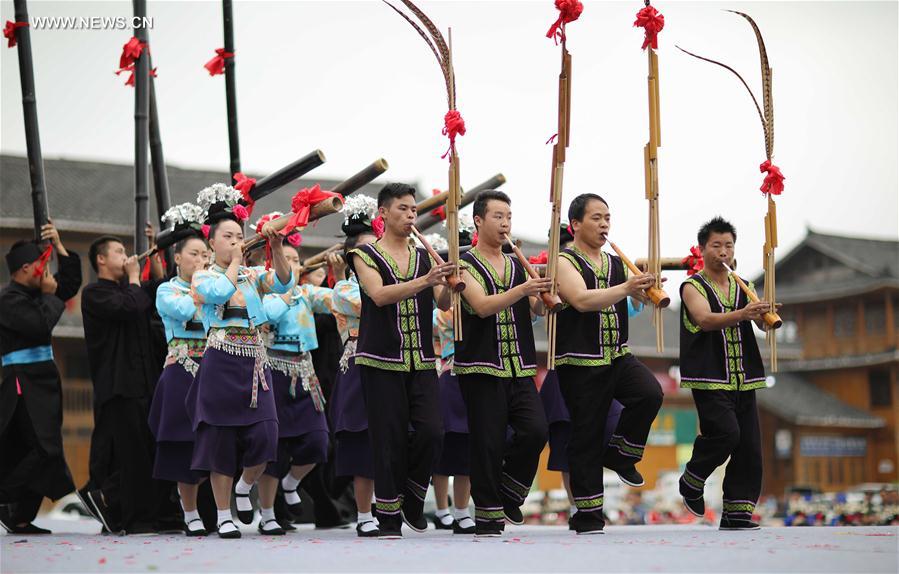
(210, 220, 243, 265)
(175, 238, 208, 280)
(99, 241, 128, 279)
(572, 199, 610, 247)
(474, 200, 512, 246)
(282, 245, 301, 278)
(379, 195, 417, 237)
(702, 232, 735, 270)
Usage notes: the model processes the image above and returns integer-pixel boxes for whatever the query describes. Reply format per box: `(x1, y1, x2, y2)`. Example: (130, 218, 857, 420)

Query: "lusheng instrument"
(412, 225, 465, 293)
(607, 240, 670, 308)
(722, 262, 782, 329)
(505, 236, 562, 313)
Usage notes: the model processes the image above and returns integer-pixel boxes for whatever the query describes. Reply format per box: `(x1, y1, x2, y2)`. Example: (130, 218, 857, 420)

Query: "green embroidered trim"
(554, 347, 631, 367)
(741, 379, 768, 391)
(349, 248, 377, 271)
(475, 509, 505, 521)
(355, 357, 411, 372)
(679, 380, 737, 391)
(722, 502, 756, 513)
(376, 500, 402, 512)
(501, 474, 531, 499)
(682, 472, 705, 491)
(700, 271, 736, 309)
(682, 306, 702, 334)
(683, 278, 708, 300)
(567, 245, 609, 283)
(609, 437, 644, 457)
(560, 251, 582, 274)
(574, 497, 604, 510)
(374, 241, 416, 280)
(470, 247, 511, 288)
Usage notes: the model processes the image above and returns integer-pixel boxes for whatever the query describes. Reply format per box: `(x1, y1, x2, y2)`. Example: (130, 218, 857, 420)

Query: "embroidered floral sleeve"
(255, 266, 295, 296)
(192, 269, 236, 305)
(330, 279, 361, 318)
(157, 281, 198, 321)
(263, 292, 290, 322)
(304, 284, 334, 315)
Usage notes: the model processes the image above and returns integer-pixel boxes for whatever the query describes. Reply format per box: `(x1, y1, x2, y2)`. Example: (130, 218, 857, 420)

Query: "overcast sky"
(2, 1, 896, 277)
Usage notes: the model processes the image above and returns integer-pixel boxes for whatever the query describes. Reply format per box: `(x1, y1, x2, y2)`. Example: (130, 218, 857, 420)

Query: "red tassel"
(116, 37, 154, 86)
(326, 266, 336, 288)
(441, 110, 466, 160)
(116, 64, 156, 87)
(281, 185, 343, 236)
(471, 232, 479, 247)
(682, 245, 704, 276)
(634, 5, 665, 51)
(140, 256, 151, 281)
(32, 244, 53, 277)
(233, 172, 257, 217)
(759, 160, 785, 196)
(204, 48, 234, 76)
(546, 0, 583, 44)
(3, 20, 28, 48)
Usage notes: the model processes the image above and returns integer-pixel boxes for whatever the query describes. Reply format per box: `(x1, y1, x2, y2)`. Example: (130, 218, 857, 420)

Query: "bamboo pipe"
(302, 243, 342, 268)
(607, 240, 671, 308)
(243, 196, 343, 250)
(505, 236, 562, 313)
(411, 226, 465, 293)
(722, 262, 782, 329)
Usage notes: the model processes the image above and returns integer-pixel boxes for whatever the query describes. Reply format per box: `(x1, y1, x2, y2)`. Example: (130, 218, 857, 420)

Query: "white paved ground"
(1, 518, 896, 573)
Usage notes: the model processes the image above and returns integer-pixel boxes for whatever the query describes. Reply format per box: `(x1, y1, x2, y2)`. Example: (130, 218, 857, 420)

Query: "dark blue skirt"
(271, 369, 328, 438)
(438, 369, 468, 434)
(149, 361, 197, 442)
(328, 357, 367, 434)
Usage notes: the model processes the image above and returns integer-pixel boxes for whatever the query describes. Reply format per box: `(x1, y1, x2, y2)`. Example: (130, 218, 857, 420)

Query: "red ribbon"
(116, 64, 157, 87)
(546, 0, 583, 43)
(634, 5, 665, 51)
(759, 160, 785, 196)
(233, 172, 257, 217)
(3, 20, 28, 48)
(371, 215, 385, 239)
(566, 223, 574, 237)
(528, 250, 548, 265)
(281, 184, 343, 237)
(140, 252, 167, 281)
(204, 48, 234, 76)
(31, 243, 53, 278)
(682, 245, 704, 276)
(430, 188, 446, 221)
(441, 110, 466, 160)
(471, 231, 479, 247)
(201, 224, 210, 239)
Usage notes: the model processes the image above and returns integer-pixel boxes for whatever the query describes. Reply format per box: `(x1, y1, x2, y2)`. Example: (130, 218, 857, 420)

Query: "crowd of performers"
(1, 184, 777, 538)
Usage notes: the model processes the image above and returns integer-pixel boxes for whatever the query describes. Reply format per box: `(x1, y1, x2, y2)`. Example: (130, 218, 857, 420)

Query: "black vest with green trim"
(555, 247, 630, 366)
(453, 248, 537, 378)
(349, 242, 436, 372)
(679, 272, 766, 391)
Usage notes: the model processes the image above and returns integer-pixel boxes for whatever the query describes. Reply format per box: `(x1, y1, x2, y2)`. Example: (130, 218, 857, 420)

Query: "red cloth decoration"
(682, 245, 704, 276)
(116, 64, 157, 87)
(759, 160, 785, 196)
(326, 266, 337, 289)
(371, 215, 385, 239)
(204, 48, 234, 76)
(566, 224, 574, 237)
(255, 213, 279, 235)
(471, 231, 478, 247)
(441, 110, 466, 160)
(31, 244, 53, 278)
(233, 172, 257, 216)
(430, 188, 446, 221)
(232, 204, 249, 221)
(281, 184, 343, 237)
(528, 250, 548, 265)
(634, 5, 665, 51)
(3, 20, 27, 48)
(546, 0, 583, 43)
(140, 255, 151, 281)
(287, 233, 302, 247)
(201, 224, 210, 239)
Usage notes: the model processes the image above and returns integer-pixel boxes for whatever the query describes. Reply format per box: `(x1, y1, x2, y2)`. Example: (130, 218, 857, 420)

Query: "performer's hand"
(519, 277, 553, 297)
(326, 252, 347, 280)
(740, 301, 771, 322)
(425, 262, 456, 286)
(623, 272, 656, 298)
(261, 223, 282, 243)
(144, 221, 156, 248)
(124, 255, 141, 282)
(40, 267, 58, 294)
(228, 241, 244, 263)
(40, 220, 61, 248)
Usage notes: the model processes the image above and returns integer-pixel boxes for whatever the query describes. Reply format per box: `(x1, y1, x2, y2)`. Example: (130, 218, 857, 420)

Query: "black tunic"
(0, 251, 82, 502)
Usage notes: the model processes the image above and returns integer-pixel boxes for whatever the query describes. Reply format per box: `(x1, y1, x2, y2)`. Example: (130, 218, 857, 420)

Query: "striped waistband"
(2, 345, 54, 366)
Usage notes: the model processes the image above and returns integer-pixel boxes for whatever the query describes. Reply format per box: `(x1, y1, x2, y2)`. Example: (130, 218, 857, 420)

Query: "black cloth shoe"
(356, 520, 380, 538)
(0, 507, 52, 535)
(401, 509, 428, 533)
(76, 488, 100, 522)
(258, 518, 286, 536)
(87, 489, 121, 533)
(432, 513, 454, 530)
(377, 516, 403, 539)
(502, 500, 524, 525)
(277, 519, 298, 532)
(235, 492, 254, 525)
(474, 525, 503, 538)
(184, 518, 208, 537)
(282, 488, 303, 517)
(683, 495, 705, 517)
(615, 466, 645, 487)
(217, 520, 242, 539)
(720, 517, 760, 531)
(569, 511, 605, 535)
(452, 516, 476, 535)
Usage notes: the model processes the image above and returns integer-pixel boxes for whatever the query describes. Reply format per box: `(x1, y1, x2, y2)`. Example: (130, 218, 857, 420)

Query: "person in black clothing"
(454, 191, 550, 537)
(0, 222, 82, 535)
(77, 233, 165, 535)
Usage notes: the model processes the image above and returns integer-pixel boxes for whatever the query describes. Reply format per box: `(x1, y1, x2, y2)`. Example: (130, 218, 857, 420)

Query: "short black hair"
(89, 236, 123, 272)
(568, 193, 609, 223)
(377, 183, 417, 208)
(698, 216, 737, 246)
(472, 190, 511, 225)
(173, 236, 206, 255)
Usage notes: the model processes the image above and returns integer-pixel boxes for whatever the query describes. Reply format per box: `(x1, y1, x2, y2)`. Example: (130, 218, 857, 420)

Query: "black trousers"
(458, 374, 547, 531)
(681, 389, 762, 520)
(557, 354, 663, 516)
(359, 366, 442, 525)
(87, 396, 157, 530)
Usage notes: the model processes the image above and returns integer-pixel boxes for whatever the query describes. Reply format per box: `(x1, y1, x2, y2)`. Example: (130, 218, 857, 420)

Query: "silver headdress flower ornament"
(341, 195, 379, 237)
(414, 233, 448, 252)
(155, 202, 208, 251)
(196, 182, 250, 225)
